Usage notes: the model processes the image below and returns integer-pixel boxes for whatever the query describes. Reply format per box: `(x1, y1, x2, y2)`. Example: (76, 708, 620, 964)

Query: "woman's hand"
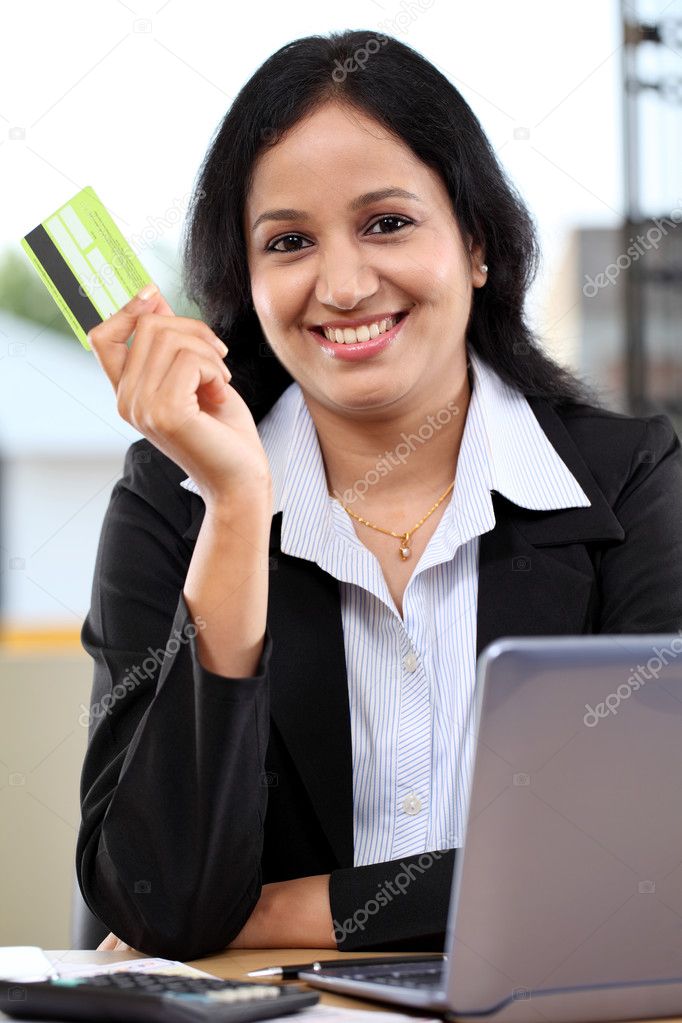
(88, 284, 272, 506)
(227, 875, 336, 949)
(96, 932, 136, 952)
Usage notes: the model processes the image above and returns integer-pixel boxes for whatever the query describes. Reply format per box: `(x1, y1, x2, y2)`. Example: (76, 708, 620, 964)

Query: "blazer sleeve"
(329, 849, 456, 952)
(76, 440, 273, 961)
(597, 412, 682, 633)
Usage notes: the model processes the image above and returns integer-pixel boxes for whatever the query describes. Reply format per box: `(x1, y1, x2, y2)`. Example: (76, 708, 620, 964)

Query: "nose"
(314, 241, 380, 310)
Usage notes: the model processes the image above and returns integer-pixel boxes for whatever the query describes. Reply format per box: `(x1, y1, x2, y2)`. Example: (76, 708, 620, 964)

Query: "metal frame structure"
(620, 1, 682, 419)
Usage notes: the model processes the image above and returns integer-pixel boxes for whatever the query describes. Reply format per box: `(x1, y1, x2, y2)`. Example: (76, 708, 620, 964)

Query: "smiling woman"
(182, 32, 600, 426)
(76, 28, 682, 963)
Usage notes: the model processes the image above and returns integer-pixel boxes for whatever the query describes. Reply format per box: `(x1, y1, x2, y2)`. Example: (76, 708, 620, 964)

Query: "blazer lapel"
(266, 513, 355, 868)
(476, 398, 625, 658)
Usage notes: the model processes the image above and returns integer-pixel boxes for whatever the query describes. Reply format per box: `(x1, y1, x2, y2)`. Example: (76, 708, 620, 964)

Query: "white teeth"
(323, 314, 398, 344)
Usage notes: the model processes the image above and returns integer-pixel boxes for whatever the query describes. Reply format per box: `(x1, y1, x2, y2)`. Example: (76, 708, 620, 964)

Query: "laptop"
(300, 634, 682, 1022)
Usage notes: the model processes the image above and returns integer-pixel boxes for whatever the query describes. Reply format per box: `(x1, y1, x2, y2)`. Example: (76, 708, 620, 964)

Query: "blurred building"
(619, 0, 682, 424)
(548, 218, 682, 432)
(546, 2, 682, 432)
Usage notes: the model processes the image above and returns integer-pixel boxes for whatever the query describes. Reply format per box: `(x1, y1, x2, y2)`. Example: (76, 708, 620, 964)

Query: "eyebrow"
(251, 187, 423, 233)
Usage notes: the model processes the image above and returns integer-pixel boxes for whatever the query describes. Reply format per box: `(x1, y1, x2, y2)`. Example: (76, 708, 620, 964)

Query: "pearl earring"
(481, 264, 488, 273)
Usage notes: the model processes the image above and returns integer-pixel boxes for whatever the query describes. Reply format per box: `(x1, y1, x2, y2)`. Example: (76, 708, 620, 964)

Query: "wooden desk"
(40, 952, 682, 1023)
(46, 950, 440, 1016)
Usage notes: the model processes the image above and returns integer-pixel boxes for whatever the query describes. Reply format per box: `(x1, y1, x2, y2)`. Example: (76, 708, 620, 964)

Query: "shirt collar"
(179, 348, 591, 553)
(468, 348, 591, 510)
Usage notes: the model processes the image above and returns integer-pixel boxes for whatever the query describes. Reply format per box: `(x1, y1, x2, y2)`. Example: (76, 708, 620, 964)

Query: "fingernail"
(136, 282, 158, 301)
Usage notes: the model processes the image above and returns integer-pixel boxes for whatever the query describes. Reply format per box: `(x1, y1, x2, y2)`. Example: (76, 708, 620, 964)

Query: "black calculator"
(0, 971, 320, 1022)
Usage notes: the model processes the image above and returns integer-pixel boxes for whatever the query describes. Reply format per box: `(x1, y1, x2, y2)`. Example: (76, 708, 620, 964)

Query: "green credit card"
(20, 185, 152, 351)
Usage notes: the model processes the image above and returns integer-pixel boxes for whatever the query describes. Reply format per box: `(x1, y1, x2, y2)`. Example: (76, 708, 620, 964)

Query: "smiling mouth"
(310, 310, 409, 345)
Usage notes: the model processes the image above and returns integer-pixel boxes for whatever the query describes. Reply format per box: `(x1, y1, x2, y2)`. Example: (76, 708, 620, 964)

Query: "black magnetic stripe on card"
(24, 224, 102, 334)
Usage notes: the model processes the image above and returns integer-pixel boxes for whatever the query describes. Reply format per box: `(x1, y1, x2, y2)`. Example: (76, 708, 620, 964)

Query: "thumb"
(87, 282, 175, 389)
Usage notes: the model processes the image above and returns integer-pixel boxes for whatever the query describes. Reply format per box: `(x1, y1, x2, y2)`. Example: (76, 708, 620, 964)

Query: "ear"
(468, 239, 487, 288)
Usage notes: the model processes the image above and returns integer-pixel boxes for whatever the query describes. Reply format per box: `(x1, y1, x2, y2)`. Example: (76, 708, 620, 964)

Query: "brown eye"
(366, 215, 412, 235)
(266, 234, 312, 253)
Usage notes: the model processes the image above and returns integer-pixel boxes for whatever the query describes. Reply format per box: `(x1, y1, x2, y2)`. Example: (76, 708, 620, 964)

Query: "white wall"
(0, 653, 93, 946)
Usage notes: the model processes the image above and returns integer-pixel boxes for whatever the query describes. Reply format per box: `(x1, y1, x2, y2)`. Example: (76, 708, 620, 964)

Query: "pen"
(247, 953, 445, 979)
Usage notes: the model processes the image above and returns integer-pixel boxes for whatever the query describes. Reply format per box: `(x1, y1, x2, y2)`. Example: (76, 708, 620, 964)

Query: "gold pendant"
(399, 534, 411, 560)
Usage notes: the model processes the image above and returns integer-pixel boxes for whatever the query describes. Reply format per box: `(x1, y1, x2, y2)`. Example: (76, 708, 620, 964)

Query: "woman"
(78, 29, 682, 961)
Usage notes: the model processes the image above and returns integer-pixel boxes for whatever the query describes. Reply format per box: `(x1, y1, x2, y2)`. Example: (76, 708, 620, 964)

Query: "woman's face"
(244, 100, 486, 417)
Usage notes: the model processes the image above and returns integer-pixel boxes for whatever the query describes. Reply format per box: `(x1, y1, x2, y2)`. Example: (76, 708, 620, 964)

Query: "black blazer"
(76, 395, 682, 962)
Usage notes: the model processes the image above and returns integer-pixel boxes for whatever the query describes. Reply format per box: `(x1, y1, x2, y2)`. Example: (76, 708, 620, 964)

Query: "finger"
(87, 283, 172, 390)
(119, 317, 227, 404)
(139, 349, 231, 437)
(97, 932, 119, 951)
(124, 333, 230, 424)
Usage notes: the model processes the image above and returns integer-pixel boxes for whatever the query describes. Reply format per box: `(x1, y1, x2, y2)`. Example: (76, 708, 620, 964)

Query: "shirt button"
(402, 793, 422, 815)
(403, 651, 418, 672)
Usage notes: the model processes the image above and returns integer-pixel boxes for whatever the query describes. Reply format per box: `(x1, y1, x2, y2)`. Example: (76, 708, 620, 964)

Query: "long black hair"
(181, 29, 602, 423)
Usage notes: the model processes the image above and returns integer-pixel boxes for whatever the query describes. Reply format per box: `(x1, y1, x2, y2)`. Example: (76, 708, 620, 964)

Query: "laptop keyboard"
(335, 964, 444, 990)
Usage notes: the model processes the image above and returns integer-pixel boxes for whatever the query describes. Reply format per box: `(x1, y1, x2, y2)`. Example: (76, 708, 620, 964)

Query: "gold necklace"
(333, 480, 455, 560)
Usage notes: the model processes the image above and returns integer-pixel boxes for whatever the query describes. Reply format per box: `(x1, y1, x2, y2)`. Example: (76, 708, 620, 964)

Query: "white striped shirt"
(180, 347, 590, 865)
